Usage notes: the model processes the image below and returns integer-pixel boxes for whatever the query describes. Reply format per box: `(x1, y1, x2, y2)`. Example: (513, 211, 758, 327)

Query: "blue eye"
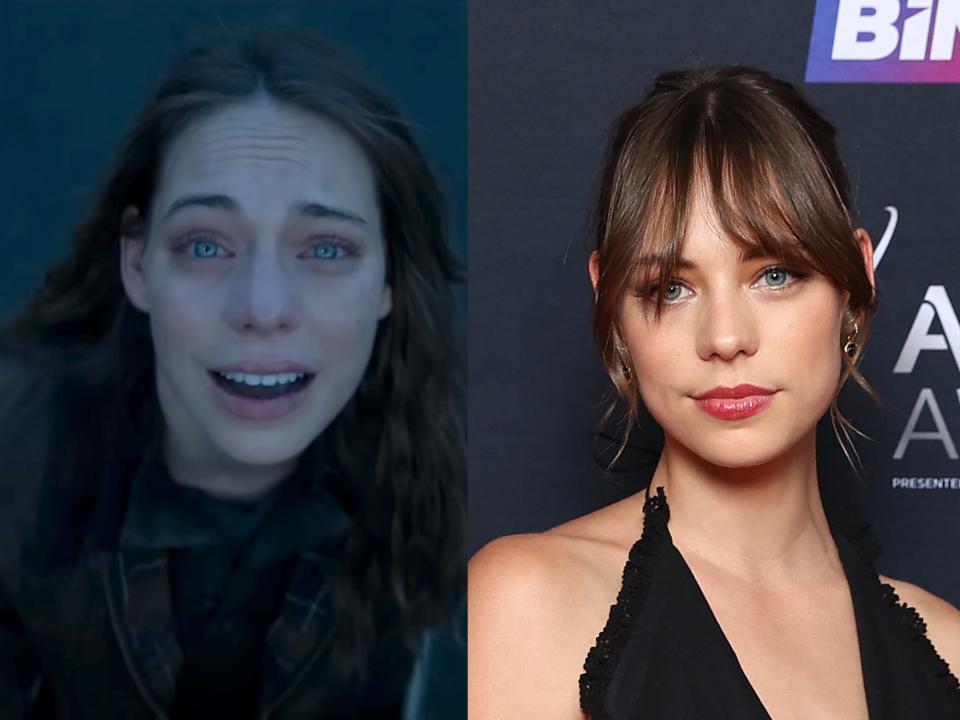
(646, 280, 691, 303)
(756, 266, 796, 288)
(637, 280, 693, 305)
(309, 242, 346, 260)
(663, 281, 684, 301)
(191, 239, 223, 258)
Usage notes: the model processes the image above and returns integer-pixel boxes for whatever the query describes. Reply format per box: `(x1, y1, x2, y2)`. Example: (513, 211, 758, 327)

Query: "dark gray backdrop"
(469, 0, 960, 608)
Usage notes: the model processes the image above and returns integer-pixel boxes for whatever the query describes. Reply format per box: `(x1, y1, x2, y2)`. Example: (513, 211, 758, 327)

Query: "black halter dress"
(579, 487, 960, 719)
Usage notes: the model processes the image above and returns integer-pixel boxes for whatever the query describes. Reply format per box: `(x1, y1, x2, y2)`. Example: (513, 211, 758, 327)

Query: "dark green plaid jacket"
(0, 355, 414, 718)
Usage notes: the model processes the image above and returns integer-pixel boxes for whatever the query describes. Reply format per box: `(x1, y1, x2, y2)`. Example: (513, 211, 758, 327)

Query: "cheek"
(772, 313, 843, 413)
(772, 285, 844, 369)
(141, 255, 389, 370)
(144, 276, 216, 363)
(300, 273, 388, 353)
(623, 325, 688, 412)
(775, 317, 840, 362)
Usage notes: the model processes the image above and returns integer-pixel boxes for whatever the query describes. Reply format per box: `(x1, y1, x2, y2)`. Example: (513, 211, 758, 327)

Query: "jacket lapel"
(259, 548, 338, 714)
(98, 548, 182, 716)
(100, 545, 345, 718)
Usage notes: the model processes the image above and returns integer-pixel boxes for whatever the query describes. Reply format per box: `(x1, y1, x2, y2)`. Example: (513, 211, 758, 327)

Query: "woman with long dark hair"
(470, 67, 959, 719)
(0, 27, 463, 718)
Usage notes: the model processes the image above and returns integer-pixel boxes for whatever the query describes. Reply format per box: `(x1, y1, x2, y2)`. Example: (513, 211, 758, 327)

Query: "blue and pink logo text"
(807, 0, 960, 83)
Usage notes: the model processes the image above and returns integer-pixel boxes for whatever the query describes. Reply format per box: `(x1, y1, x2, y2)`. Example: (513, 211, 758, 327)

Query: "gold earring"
(843, 321, 860, 358)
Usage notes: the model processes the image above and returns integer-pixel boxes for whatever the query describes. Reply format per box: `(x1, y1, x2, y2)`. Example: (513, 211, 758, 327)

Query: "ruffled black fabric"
(579, 492, 960, 718)
(579, 486, 668, 718)
(878, 583, 960, 699)
(838, 505, 960, 705)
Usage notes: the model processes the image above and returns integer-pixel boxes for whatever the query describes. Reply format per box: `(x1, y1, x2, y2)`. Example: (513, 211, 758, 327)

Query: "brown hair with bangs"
(592, 66, 877, 469)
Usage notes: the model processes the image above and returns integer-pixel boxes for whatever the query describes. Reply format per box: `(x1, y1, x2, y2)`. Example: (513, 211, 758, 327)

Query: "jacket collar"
(89, 390, 355, 714)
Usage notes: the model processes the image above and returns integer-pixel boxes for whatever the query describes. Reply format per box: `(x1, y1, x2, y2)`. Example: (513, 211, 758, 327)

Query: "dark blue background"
(0, 0, 466, 315)
(0, 1, 466, 717)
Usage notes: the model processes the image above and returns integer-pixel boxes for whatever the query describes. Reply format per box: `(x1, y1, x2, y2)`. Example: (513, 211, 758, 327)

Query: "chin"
(666, 423, 802, 471)
(157, 367, 342, 470)
(688, 443, 786, 470)
(199, 418, 323, 466)
(205, 424, 319, 468)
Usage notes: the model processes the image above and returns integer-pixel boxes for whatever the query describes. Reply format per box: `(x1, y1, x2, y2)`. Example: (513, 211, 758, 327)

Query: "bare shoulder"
(881, 575, 960, 674)
(469, 494, 645, 616)
(469, 496, 644, 720)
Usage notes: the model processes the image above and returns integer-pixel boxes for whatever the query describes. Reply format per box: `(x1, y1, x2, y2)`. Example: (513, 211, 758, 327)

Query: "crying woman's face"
(120, 95, 392, 475)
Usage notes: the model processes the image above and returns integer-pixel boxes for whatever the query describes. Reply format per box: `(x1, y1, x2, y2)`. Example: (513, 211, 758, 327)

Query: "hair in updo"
(591, 66, 877, 468)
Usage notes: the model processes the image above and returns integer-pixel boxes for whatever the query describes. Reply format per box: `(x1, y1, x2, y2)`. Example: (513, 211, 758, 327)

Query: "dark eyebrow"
(161, 194, 368, 226)
(162, 194, 239, 221)
(294, 201, 367, 226)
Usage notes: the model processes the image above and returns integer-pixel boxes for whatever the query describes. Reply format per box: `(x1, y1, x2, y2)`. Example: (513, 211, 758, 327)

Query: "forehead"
(681, 188, 740, 260)
(151, 96, 378, 225)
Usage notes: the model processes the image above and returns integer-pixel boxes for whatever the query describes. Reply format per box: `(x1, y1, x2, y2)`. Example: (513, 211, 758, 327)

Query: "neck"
(162, 432, 297, 503)
(652, 431, 838, 582)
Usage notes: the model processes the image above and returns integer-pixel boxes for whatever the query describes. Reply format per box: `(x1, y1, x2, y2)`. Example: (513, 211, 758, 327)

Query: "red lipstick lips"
(693, 384, 776, 421)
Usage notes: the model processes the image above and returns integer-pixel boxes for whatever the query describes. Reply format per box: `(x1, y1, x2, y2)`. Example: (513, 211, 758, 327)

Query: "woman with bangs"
(470, 67, 960, 719)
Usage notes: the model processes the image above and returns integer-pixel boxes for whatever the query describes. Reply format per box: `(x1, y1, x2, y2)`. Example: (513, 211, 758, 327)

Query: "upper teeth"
(218, 372, 304, 386)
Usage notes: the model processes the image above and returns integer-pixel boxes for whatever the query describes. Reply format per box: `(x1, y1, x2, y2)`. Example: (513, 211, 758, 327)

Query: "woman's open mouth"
(211, 370, 313, 399)
(208, 370, 316, 421)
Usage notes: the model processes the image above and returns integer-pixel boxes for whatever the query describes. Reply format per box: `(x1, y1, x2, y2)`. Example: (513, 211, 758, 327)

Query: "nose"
(223, 249, 301, 334)
(695, 285, 760, 362)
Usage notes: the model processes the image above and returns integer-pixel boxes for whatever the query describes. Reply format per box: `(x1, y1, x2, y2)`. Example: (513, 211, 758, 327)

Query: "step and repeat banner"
(469, 0, 960, 604)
